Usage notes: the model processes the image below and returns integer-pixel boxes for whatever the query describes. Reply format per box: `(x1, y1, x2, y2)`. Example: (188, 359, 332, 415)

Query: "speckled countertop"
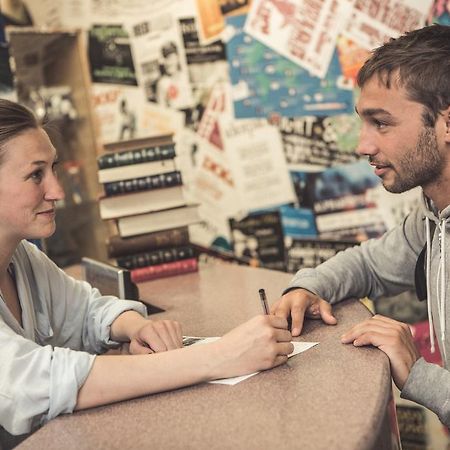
(18, 263, 391, 450)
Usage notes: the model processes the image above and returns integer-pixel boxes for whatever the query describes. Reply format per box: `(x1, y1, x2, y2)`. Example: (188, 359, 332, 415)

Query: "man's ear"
(445, 106, 450, 144)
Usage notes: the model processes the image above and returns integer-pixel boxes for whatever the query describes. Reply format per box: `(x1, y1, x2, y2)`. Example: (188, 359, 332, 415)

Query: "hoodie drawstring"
(425, 217, 435, 353)
(427, 216, 449, 358)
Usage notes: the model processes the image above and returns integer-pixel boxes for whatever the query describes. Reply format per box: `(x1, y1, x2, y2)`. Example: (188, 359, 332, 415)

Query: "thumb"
(319, 300, 337, 325)
(129, 339, 154, 355)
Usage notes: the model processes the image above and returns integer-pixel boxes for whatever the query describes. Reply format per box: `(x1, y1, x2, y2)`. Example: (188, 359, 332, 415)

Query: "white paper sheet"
(184, 336, 319, 385)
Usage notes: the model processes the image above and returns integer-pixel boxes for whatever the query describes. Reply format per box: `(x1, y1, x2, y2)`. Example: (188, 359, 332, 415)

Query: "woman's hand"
(211, 315, 294, 379)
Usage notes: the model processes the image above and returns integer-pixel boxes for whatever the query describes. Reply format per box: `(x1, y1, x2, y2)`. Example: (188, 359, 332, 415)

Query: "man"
(272, 24, 450, 426)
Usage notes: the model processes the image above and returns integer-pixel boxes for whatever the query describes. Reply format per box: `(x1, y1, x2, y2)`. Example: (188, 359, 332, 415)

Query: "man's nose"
(356, 127, 378, 156)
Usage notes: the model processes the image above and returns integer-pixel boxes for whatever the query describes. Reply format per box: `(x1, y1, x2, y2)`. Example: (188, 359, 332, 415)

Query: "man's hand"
(129, 319, 183, 354)
(271, 288, 337, 336)
(341, 314, 421, 390)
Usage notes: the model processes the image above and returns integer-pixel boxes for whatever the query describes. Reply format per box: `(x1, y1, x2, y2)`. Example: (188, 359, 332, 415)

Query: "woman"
(0, 99, 293, 440)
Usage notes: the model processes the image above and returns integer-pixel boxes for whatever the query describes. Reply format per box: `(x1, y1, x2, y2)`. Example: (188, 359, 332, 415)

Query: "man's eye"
(373, 119, 387, 129)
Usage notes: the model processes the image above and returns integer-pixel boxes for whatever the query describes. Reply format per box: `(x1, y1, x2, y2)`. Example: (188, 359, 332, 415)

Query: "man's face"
(0, 128, 65, 243)
(356, 76, 447, 197)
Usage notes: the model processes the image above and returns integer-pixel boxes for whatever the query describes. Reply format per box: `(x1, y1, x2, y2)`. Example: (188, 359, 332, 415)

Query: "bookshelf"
(7, 28, 107, 265)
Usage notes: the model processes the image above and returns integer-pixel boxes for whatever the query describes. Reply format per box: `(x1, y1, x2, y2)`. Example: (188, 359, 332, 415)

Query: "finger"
(129, 340, 154, 355)
(318, 300, 337, 325)
(371, 315, 413, 334)
(154, 321, 180, 350)
(174, 321, 183, 348)
(140, 327, 167, 352)
(277, 341, 295, 355)
(266, 314, 290, 330)
(273, 328, 293, 343)
(290, 303, 307, 337)
(272, 299, 292, 322)
(269, 297, 282, 315)
(341, 318, 396, 342)
(271, 354, 289, 368)
(342, 323, 398, 344)
(351, 331, 395, 348)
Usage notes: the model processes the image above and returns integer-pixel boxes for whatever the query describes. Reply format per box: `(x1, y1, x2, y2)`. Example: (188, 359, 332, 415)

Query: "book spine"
(107, 227, 190, 257)
(98, 144, 176, 169)
(117, 245, 195, 270)
(103, 171, 182, 196)
(130, 258, 198, 283)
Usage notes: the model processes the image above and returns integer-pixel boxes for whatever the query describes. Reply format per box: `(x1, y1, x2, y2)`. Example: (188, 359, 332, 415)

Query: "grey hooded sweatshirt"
(285, 193, 450, 427)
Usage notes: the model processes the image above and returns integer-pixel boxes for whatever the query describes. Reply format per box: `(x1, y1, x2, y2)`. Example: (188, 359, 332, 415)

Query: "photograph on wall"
(226, 14, 354, 119)
(179, 16, 228, 130)
(88, 23, 138, 85)
(127, 10, 194, 109)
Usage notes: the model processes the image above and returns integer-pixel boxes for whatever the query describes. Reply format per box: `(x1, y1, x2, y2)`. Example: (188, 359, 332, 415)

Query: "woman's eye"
(30, 170, 43, 182)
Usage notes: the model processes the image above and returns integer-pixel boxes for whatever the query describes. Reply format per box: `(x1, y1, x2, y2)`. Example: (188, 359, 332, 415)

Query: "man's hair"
(357, 24, 450, 126)
(0, 99, 38, 164)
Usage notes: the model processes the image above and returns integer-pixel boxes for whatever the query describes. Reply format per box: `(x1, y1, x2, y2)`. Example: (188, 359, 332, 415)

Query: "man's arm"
(273, 207, 425, 334)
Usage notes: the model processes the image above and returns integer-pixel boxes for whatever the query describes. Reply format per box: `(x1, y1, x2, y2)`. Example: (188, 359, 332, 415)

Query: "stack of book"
(97, 135, 201, 283)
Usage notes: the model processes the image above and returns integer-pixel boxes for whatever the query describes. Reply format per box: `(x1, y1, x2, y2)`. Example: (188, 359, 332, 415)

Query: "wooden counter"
(18, 263, 396, 450)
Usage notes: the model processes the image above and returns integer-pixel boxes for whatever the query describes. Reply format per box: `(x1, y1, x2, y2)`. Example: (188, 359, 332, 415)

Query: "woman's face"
(0, 127, 64, 242)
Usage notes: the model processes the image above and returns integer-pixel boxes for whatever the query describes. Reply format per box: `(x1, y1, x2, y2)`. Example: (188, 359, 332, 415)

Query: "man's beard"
(383, 127, 443, 193)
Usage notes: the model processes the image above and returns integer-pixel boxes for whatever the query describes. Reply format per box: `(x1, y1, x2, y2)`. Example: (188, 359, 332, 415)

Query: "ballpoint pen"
(258, 288, 270, 315)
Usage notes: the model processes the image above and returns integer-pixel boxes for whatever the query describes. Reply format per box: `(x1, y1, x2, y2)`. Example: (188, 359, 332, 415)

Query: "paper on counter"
(183, 337, 319, 385)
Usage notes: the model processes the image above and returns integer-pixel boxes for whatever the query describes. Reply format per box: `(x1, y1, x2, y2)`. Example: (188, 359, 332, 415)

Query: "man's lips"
(369, 161, 392, 177)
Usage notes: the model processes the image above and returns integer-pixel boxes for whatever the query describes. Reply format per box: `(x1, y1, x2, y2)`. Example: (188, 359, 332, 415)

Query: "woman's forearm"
(75, 344, 219, 410)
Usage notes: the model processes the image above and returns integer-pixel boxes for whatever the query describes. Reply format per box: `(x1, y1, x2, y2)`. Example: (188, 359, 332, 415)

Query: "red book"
(409, 320, 442, 366)
(130, 258, 198, 283)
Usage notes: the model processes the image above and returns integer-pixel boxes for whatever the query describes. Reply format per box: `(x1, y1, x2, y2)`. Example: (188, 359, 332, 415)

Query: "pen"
(258, 288, 270, 315)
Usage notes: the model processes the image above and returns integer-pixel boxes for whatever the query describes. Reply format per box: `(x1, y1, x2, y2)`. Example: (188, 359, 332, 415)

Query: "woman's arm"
(76, 314, 293, 410)
(110, 310, 183, 353)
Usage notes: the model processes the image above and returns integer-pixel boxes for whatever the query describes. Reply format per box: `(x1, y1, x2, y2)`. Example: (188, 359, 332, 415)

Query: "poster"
(220, 118, 295, 212)
(244, 0, 354, 78)
(343, 0, 434, 50)
(227, 14, 354, 119)
(88, 24, 138, 85)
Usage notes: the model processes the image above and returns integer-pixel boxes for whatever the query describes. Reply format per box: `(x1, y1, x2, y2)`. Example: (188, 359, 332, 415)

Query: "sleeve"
(0, 320, 95, 435)
(24, 241, 148, 353)
(401, 358, 450, 427)
(284, 208, 425, 304)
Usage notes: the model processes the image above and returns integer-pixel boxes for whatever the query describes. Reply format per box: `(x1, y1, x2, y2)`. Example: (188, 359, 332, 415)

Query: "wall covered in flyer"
(10, 0, 441, 272)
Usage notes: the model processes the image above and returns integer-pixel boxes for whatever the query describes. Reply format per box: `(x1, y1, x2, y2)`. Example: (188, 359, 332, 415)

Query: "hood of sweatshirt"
(419, 193, 450, 359)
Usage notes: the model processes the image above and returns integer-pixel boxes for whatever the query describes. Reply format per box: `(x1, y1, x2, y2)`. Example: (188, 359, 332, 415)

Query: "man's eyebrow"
(355, 106, 392, 118)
